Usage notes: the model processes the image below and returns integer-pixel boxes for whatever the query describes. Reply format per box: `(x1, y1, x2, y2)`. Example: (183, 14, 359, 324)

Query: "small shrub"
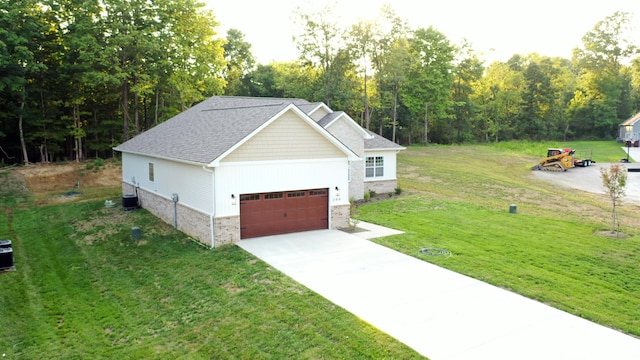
(363, 191, 371, 202)
(395, 187, 402, 195)
(86, 158, 106, 172)
(349, 197, 358, 217)
(368, 190, 376, 198)
(349, 218, 360, 231)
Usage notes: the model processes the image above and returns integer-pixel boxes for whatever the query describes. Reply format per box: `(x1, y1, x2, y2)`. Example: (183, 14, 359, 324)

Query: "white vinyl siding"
(223, 110, 343, 162)
(215, 158, 350, 217)
(122, 153, 213, 213)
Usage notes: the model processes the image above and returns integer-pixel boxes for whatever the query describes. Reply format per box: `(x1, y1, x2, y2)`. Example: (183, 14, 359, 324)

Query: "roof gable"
(222, 108, 345, 163)
(318, 112, 372, 139)
(306, 103, 333, 121)
(620, 111, 640, 126)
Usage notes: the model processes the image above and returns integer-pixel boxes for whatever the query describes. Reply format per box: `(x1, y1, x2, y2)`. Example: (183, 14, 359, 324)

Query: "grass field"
(0, 168, 422, 359)
(2, 140, 639, 358)
(358, 141, 640, 338)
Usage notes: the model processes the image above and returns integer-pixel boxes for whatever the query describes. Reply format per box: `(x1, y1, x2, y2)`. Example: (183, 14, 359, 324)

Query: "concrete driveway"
(238, 225, 640, 360)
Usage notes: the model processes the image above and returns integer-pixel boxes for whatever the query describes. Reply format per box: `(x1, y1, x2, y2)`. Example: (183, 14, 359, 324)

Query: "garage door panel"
(240, 188, 329, 239)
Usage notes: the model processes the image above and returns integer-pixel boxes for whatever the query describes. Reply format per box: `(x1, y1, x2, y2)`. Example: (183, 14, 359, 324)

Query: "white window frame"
(365, 156, 384, 178)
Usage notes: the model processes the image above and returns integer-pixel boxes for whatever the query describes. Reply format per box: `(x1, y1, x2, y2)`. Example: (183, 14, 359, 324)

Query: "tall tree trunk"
(18, 96, 29, 165)
(423, 102, 429, 145)
(133, 75, 140, 133)
(39, 89, 49, 163)
(392, 87, 398, 143)
(73, 104, 83, 162)
(154, 88, 160, 125)
(134, 90, 140, 134)
(122, 80, 131, 140)
(363, 67, 370, 130)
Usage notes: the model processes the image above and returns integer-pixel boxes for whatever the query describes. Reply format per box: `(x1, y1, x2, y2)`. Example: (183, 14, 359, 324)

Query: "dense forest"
(1, 0, 639, 165)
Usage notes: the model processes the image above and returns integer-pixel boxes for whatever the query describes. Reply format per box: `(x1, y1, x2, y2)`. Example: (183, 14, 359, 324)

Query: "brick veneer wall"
(122, 183, 212, 247)
(364, 179, 397, 195)
(213, 215, 240, 246)
(331, 204, 350, 229)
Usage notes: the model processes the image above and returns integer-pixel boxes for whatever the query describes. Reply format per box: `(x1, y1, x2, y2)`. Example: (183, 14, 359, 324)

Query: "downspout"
(171, 193, 179, 229)
(202, 165, 215, 249)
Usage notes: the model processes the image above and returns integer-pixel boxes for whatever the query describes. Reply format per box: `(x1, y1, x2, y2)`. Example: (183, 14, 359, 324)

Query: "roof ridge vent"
(201, 103, 285, 112)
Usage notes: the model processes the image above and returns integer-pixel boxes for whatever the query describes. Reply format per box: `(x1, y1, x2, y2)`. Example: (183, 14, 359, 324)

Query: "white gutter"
(202, 165, 216, 249)
(115, 147, 207, 167)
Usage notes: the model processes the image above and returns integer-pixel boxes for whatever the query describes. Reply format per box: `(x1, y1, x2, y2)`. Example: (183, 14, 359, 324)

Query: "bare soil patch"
(16, 162, 121, 193)
(0, 168, 31, 196)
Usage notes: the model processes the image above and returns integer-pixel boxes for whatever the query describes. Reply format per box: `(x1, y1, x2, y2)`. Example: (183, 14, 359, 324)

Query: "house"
(114, 96, 404, 247)
(618, 111, 640, 146)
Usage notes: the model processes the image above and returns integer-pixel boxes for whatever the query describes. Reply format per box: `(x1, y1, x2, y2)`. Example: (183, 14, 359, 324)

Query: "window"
(264, 193, 283, 200)
(240, 194, 260, 201)
(148, 163, 155, 182)
(287, 191, 306, 198)
(365, 156, 384, 178)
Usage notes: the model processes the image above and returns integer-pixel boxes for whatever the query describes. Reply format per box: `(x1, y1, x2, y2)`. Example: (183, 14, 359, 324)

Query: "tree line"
(1, 1, 639, 165)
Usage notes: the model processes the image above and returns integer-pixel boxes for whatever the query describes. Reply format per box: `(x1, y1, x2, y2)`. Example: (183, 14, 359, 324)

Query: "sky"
(204, 0, 638, 64)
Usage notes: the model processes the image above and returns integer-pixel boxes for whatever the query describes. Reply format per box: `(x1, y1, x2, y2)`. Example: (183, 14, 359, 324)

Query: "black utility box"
(0, 247, 13, 270)
(122, 194, 138, 211)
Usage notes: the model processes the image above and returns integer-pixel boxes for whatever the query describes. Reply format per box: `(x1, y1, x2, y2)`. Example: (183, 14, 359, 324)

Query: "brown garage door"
(240, 188, 329, 239)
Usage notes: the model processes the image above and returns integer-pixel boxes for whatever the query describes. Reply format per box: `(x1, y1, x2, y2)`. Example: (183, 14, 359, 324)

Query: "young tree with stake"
(600, 164, 628, 234)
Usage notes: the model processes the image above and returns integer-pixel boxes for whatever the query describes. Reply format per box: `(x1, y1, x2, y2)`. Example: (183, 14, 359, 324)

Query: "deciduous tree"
(401, 27, 455, 144)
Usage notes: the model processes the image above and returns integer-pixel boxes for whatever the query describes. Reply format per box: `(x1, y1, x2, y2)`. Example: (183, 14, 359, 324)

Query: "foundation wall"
(122, 183, 212, 247)
(364, 179, 398, 196)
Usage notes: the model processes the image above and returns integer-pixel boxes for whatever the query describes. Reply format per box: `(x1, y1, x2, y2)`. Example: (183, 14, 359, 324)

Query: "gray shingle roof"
(114, 96, 403, 164)
(364, 130, 406, 151)
(114, 96, 315, 164)
(316, 111, 343, 127)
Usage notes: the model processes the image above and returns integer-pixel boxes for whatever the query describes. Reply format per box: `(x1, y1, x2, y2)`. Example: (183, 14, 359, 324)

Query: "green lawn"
(0, 172, 422, 359)
(357, 141, 640, 337)
(2, 140, 639, 358)
(484, 139, 630, 162)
